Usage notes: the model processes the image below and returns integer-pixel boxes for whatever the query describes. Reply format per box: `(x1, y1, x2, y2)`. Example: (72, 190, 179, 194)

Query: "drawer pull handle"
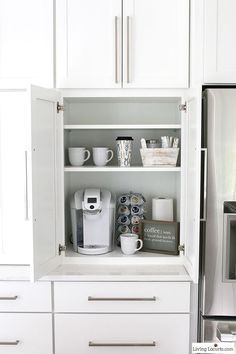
(0, 296, 18, 300)
(89, 341, 156, 347)
(88, 296, 156, 302)
(0, 340, 20, 345)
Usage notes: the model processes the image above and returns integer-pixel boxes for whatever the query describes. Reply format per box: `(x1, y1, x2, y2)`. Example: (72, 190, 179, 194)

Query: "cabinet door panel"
(0, 313, 52, 354)
(123, 0, 189, 88)
(0, 0, 53, 88)
(30, 86, 63, 280)
(56, 0, 122, 88)
(183, 96, 201, 283)
(204, 0, 236, 83)
(55, 314, 189, 354)
(0, 91, 31, 264)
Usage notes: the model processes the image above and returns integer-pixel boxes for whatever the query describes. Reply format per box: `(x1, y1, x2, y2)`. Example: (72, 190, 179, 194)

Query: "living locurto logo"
(192, 343, 234, 353)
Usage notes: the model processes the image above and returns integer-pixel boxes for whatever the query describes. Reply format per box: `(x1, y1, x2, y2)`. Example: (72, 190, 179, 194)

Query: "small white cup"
(120, 233, 143, 255)
(93, 147, 114, 167)
(68, 147, 91, 166)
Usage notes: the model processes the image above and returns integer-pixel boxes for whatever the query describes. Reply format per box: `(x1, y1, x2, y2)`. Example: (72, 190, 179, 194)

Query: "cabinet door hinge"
(57, 102, 64, 114)
(58, 244, 66, 255)
(178, 244, 185, 253)
(179, 103, 187, 112)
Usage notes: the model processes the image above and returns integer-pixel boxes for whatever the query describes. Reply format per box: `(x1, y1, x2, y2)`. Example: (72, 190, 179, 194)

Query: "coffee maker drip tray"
(77, 245, 110, 255)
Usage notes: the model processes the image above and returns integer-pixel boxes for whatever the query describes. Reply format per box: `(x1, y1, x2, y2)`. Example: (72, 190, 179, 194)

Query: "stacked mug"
(116, 192, 146, 245)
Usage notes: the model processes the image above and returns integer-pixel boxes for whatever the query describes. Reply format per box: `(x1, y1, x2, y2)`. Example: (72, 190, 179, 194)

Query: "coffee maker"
(70, 188, 115, 255)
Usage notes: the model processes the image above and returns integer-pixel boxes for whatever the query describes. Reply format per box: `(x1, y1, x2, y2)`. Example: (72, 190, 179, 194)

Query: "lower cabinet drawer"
(55, 314, 189, 354)
(0, 281, 51, 312)
(54, 281, 190, 313)
(0, 313, 53, 354)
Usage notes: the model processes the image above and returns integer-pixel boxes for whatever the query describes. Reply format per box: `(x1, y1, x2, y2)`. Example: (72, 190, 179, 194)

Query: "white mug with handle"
(68, 147, 90, 166)
(120, 233, 143, 255)
(93, 147, 114, 167)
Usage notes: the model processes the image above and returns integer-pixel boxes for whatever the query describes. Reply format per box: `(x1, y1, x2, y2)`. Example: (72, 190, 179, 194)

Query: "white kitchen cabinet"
(0, 281, 52, 353)
(55, 313, 189, 354)
(0, 0, 53, 88)
(56, 0, 122, 88)
(0, 281, 51, 312)
(0, 92, 31, 264)
(54, 281, 190, 313)
(0, 87, 63, 276)
(204, 0, 236, 83)
(122, 0, 189, 88)
(56, 0, 189, 89)
(0, 86, 201, 284)
(0, 313, 53, 354)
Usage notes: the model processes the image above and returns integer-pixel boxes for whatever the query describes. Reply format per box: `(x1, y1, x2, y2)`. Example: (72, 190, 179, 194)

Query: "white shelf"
(64, 166, 181, 172)
(64, 124, 181, 130)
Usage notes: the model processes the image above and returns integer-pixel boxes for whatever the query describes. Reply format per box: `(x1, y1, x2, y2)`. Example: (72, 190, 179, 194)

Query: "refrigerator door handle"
(200, 148, 208, 221)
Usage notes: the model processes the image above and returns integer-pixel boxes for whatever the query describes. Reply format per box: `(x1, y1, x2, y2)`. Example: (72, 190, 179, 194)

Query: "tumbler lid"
(116, 136, 133, 140)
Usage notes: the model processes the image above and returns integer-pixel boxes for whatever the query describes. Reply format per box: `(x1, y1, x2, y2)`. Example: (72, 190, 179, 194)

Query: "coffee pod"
(131, 225, 141, 234)
(131, 215, 143, 225)
(118, 205, 130, 216)
(117, 215, 131, 225)
(118, 195, 130, 205)
(118, 225, 131, 234)
(130, 193, 145, 206)
(131, 205, 144, 215)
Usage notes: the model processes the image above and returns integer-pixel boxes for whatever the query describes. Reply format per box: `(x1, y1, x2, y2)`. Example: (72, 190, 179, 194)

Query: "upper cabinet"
(56, 0, 122, 88)
(56, 0, 189, 89)
(0, 0, 53, 88)
(122, 0, 189, 88)
(204, 0, 236, 83)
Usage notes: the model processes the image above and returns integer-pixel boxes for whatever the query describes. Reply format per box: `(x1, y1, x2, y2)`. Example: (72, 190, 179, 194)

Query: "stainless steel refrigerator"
(200, 88, 236, 345)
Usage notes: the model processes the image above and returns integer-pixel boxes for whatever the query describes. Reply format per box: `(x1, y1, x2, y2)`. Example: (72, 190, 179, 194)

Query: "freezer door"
(223, 202, 236, 282)
(203, 89, 236, 316)
(203, 318, 236, 346)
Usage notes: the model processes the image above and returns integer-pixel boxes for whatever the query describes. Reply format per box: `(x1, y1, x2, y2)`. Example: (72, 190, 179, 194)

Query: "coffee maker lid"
(116, 136, 133, 140)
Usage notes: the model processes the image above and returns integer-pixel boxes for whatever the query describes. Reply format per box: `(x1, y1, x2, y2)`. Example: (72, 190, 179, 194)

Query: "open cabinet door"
(29, 85, 63, 281)
(183, 96, 201, 283)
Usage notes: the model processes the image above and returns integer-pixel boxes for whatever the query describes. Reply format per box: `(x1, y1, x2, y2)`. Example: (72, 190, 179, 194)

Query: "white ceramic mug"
(120, 233, 143, 255)
(92, 147, 114, 167)
(68, 147, 90, 166)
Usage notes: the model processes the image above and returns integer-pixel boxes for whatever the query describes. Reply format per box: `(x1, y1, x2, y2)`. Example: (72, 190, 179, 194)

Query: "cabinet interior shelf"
(64, 124, 181, 130)
(64, 166, 181, 172)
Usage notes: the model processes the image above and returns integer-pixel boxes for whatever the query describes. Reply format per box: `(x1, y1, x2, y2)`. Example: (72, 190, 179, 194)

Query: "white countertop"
(43, 264, 191, 281)
(0, 264, 191, 282)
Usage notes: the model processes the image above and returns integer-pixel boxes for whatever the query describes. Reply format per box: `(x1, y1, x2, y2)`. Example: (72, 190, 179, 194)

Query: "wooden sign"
(141, 220, 180, 255)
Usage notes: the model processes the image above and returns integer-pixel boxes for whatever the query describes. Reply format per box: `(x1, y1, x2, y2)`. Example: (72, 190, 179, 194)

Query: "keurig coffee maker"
(70, 188, 115, 255)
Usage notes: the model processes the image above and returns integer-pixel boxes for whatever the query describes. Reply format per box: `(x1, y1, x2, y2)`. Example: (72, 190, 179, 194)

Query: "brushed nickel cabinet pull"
(127, 16, 131, 83)
(88, 296, 156, 301)
(115, 16, 119, 83)
(89, 341, 156, 347)
(0, 340, 20, 345)
(200, 148, 208, 221)
(0, 296, 18, 300)
(24, 151, 29, 220)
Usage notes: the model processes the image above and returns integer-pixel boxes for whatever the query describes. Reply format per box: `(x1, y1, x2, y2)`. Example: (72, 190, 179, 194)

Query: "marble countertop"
(0, 264, 191, 282)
